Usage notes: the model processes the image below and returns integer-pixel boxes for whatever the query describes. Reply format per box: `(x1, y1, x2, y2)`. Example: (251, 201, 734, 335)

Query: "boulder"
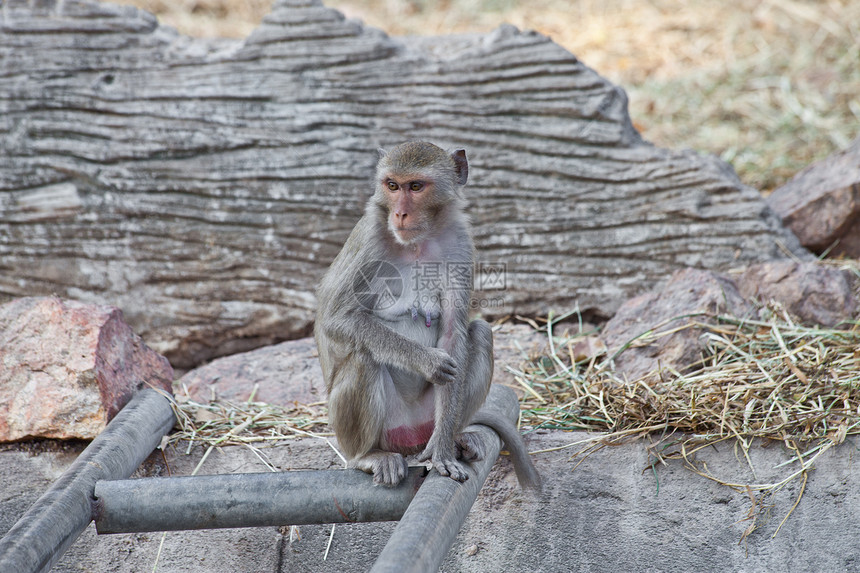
(0, 297, 173, 441)
(0, 0, 808, 369)
(601, 269, 753, 382)
(600, 263, 859, 383)
(735, 261, 857, 327)
(767, 136, 860, 257)
(179, 337, 325, 405)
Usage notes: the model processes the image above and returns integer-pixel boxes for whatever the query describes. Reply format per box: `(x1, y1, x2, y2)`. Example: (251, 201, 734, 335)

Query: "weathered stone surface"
(491, 323, 552, 389)
(3, 430, 859, 572)
(601, 268, 753, 382)
(179, 337, 326, 405)
(0, 0, 808, 369)
(0, 297, 173, 441)
(178, 322, 547, 405)
(736, 261, 857, 327)
(767, 136, 860, 257)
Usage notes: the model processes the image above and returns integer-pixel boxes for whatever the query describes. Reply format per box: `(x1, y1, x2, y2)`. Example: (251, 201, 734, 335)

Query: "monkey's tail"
(470, 411, 542, 492)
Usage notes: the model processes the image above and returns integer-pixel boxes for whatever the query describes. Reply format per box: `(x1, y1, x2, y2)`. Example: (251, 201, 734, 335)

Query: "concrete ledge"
(2, 430, 858, 572)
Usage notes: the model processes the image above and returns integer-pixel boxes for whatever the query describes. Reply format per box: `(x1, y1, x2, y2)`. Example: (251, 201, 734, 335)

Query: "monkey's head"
(374, 141, 469, 246)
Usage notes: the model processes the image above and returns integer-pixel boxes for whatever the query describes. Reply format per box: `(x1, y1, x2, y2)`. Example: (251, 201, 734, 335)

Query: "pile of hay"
(510, 303, 860, 538)
(514, 307, 860, 446)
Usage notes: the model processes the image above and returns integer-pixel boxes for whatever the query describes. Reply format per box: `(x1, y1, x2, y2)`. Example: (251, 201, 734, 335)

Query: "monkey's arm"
(414, 283, 473, 481)
(322, 310, 458, 386)
(435, 272, 472, 380)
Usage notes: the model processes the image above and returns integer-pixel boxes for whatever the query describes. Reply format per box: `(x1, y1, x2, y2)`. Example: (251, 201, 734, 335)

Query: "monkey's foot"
(455, 431, 486, 462)
(353, 451, 409, 487)
(417, 443, 470, 482)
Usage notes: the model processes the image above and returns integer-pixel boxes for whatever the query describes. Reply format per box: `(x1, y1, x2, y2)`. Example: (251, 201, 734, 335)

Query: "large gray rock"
(767, 136, 860, 257)
(1, 430, 857, 572)
(0, 297, 173, 441)
(0, 0, 807, 368)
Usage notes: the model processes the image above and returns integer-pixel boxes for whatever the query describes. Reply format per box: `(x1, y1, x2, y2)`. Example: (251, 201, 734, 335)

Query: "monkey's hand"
(417, 437, 470, 482)
(421, 347, 458, 385)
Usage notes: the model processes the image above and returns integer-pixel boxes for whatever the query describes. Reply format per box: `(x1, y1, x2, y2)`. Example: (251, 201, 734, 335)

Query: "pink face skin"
(385, 176, 433, 246)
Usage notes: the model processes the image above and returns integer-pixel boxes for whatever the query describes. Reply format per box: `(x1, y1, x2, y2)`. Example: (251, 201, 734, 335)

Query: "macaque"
(314, 141, 540, 490)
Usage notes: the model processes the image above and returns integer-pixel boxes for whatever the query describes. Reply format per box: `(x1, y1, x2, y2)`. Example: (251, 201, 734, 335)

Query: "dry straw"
(164, 385, 335, 473)
(514, 308, 860, 442)
(510, 299, 860, 539)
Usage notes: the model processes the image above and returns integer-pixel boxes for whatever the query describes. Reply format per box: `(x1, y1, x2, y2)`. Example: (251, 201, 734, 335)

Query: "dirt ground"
(113, 0, 859, 193)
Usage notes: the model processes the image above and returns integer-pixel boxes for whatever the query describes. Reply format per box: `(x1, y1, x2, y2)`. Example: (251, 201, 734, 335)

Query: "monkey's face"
(381, 175, 442, 246)
(373, 141, 468, 246)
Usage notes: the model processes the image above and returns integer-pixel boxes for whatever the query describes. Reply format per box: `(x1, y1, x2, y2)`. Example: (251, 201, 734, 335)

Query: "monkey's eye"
(387, 181, 398, 191)
(409, 182, 424, 192)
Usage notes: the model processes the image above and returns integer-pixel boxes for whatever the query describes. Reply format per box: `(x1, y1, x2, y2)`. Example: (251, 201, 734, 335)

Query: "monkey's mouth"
(393, 225, 421, 237)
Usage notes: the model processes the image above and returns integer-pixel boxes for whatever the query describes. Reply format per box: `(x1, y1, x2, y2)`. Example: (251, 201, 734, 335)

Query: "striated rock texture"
(0, 0, 807, 368)
(0, 297, 173, 441)
(767, 136, 860, 257)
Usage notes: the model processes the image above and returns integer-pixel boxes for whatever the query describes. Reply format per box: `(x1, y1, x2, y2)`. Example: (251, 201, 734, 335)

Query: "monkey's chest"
(373, 261, 445, 340)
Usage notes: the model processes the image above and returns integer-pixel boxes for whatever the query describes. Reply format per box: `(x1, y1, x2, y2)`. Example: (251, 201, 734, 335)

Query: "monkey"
(314, 141, 540, 491)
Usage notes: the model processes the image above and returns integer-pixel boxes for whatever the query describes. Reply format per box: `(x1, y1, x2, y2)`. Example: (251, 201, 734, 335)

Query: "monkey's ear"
(451, 149, 468, 186)
(377, 147, 387, 159)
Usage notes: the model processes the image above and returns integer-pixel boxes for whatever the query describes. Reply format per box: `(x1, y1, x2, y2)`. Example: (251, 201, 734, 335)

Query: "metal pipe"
(370, 384, 519, 573)
(0, 388, 176, 573)
(94, 467, 426, 533)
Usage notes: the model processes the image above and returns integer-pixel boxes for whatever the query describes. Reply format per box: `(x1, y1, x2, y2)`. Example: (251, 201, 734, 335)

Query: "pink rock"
(571, 336, 608, 363)
(179, 337, 327, 406)
(601, 269, 753, 383)
(0, 297, 173, 441)
(735, 261, 857, 327)
(767, 137, 860, 257)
